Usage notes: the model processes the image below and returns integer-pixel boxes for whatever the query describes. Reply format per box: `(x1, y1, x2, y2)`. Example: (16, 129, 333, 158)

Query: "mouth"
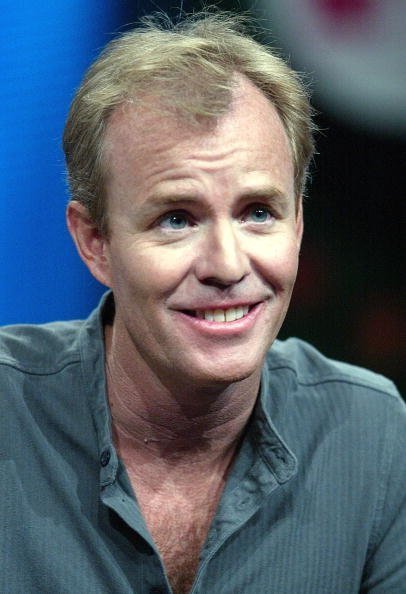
(181, 304, 257, 323)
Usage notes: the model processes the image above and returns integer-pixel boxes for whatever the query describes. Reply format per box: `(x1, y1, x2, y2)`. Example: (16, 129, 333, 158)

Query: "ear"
(295, 197, 304, 249)
(66, 201, 112, 288)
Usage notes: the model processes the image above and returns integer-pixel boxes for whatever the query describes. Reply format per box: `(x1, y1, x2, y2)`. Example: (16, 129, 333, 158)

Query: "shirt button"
(100, 449, 111, 467)
(150, 588, 166, 594)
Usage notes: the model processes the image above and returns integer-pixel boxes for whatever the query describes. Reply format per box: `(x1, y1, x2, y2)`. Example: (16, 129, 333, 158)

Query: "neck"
(104, 322, 261, 473)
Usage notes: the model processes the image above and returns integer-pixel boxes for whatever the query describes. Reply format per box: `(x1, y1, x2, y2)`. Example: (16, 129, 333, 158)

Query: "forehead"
(102, 75, 294, 196)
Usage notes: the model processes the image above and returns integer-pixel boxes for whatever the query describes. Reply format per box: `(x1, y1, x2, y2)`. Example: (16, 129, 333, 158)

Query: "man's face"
(101, 77, 303, 389)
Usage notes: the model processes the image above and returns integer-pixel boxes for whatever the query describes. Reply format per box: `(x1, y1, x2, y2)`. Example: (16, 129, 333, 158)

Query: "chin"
(180, 357, 263, 389)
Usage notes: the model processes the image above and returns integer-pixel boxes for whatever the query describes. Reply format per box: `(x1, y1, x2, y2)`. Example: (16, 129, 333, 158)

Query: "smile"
(184, 305, 251, 323)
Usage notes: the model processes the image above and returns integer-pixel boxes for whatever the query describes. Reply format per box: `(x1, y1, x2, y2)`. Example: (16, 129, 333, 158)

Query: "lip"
(173, 301, 265, 336)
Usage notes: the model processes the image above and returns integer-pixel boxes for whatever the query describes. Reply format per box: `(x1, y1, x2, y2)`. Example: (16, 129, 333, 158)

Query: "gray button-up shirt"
(1, 293, 405, 593)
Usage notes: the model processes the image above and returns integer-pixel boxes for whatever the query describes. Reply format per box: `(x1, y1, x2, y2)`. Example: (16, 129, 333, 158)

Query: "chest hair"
(134, 483, 224, 594)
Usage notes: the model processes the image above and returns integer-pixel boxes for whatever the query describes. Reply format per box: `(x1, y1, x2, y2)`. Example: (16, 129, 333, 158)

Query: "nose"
(195, 220, 249, 287)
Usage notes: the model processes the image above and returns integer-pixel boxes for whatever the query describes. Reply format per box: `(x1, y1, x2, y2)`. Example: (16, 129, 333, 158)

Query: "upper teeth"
(196, 306, 249, 322)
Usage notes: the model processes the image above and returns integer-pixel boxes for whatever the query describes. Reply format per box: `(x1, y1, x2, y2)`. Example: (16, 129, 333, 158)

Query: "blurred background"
(1, 0, 404, 393)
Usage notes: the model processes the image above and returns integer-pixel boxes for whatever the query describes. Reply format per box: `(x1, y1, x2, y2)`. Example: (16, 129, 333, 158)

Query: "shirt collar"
(78, 291, 118, 486)
(253, 360, 298, 484)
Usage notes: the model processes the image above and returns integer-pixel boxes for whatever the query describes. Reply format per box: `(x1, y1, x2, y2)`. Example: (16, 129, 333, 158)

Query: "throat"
(107, 368, 259, 467)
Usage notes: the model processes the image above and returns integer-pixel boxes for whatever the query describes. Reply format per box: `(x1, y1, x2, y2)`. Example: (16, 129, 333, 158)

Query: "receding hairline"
(103, 71, 292, 142)
(63, 11, 315, 235)
(101, 73, 295, 188)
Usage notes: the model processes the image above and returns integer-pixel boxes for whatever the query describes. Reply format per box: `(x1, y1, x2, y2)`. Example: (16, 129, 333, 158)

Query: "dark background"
(1, 1, 404, 393)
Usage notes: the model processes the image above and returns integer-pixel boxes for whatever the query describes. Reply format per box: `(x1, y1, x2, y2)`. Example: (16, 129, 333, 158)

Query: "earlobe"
(66, 201, 112, 288)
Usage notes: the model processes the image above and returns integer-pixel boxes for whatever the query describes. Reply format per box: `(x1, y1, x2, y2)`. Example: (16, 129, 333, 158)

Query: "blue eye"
(247, 206, 272, 223)
(160, 212, 189, 230)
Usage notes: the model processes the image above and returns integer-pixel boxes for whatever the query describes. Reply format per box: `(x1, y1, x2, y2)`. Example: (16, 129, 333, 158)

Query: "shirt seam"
(267, 363, 398, 400)
(0, 357, 81, 375)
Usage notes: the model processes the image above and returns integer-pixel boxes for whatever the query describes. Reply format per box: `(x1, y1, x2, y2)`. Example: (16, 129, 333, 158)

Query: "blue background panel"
(0, 2, 131, 323)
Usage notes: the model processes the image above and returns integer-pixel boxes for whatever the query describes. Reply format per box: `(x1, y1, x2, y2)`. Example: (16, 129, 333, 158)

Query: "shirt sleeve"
(360, 393, 406, 593)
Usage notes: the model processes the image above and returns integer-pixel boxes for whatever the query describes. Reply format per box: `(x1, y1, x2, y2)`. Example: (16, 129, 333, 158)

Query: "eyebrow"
(137, 185, 291, 217)
(238, 186, 292, 213)
(239, 186, 289, 202)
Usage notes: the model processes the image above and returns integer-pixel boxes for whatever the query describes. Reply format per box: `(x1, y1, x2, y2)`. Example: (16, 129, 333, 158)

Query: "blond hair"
(63, 12, 315, 235)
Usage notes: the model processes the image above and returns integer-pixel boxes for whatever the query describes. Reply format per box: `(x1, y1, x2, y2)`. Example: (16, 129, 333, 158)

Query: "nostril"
(200, 275, 246, 289)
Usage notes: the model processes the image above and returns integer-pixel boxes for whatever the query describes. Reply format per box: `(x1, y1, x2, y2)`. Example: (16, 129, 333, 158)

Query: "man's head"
(63, 11, 315, 236)
(65, 12, 314, 389)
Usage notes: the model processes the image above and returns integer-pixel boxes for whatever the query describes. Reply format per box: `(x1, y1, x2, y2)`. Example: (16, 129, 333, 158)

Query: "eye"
(159, 211, 191, 230)
(244, 204, 274, 224)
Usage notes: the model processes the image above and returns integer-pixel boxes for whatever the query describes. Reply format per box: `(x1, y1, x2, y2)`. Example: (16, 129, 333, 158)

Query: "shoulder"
(268, 337, 401, 402)
(265, 337, 405, 500)
(0, 319, 83, 374)
(265, 337, 405, 442)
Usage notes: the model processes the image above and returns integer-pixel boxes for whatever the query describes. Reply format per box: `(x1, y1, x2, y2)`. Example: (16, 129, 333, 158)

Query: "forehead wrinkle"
(138, 179, 290, 215)
(136, 195, 199, 215)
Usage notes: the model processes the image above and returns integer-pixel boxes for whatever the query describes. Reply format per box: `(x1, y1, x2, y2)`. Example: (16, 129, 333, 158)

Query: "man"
(1, 12, 405, 594)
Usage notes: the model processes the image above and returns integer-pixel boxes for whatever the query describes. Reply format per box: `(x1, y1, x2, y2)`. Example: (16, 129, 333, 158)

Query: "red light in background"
(315, 0, 373, 18)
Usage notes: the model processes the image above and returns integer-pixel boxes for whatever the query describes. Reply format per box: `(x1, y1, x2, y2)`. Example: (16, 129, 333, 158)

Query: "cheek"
(109, 243, 193, 299)
(256, 236, 300, 289)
